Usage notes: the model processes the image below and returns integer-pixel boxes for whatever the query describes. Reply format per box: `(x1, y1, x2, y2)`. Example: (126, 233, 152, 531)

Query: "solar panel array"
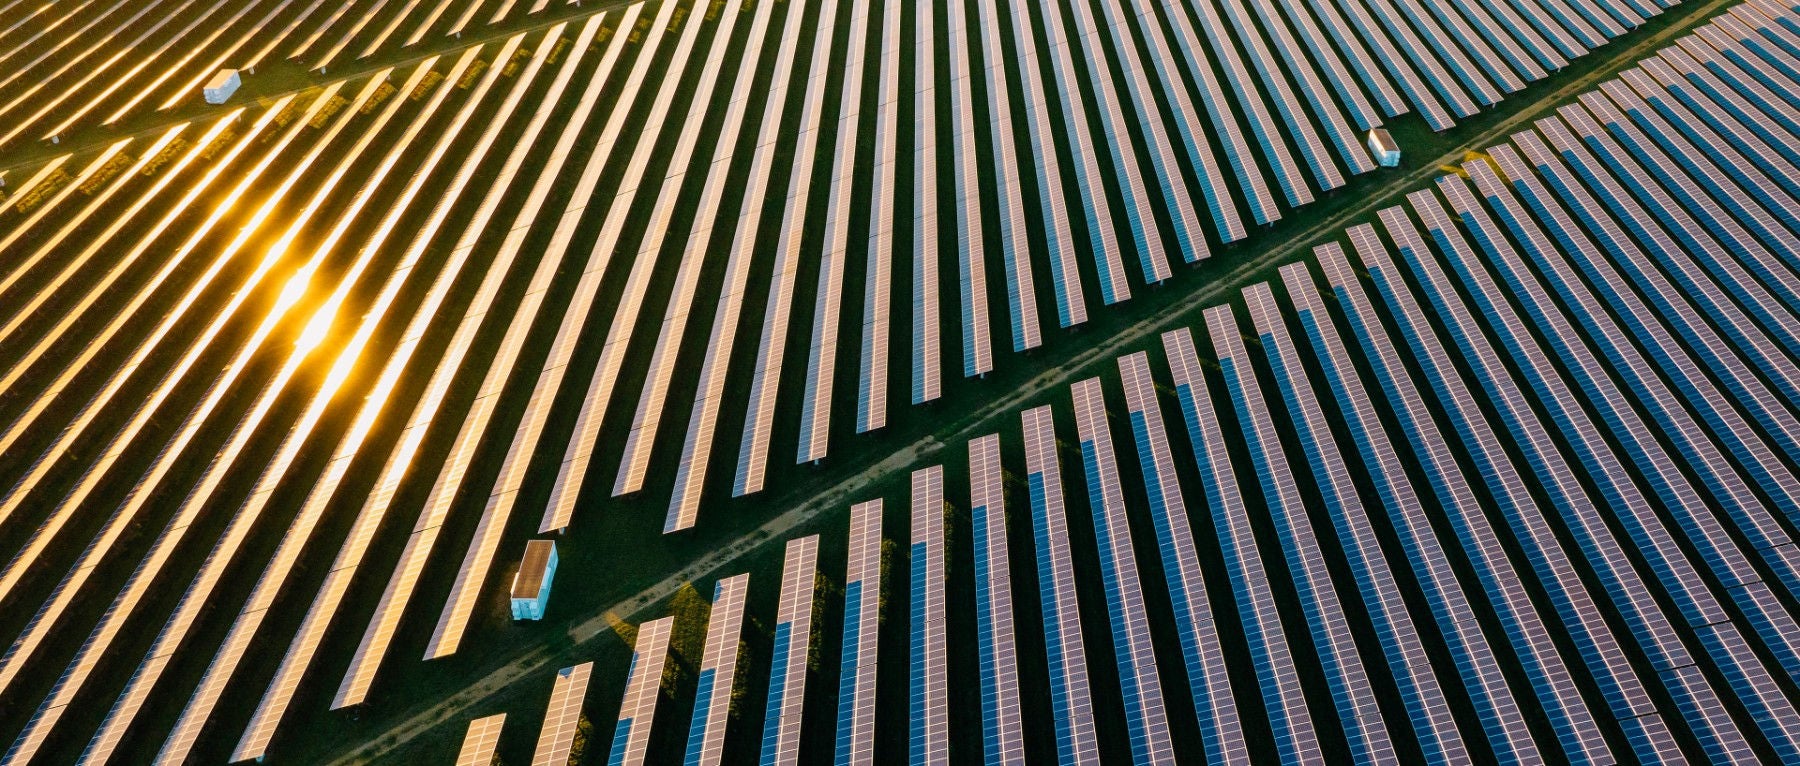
(612, 13, 1800, 762)
(0, 0, 577, 149)
(3, 0, 1799, 761)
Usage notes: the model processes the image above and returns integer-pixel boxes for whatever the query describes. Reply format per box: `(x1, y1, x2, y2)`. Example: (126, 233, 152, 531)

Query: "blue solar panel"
(1247, 278, 1469, 764)
(1023, 405, 1102, 763)
(1161, 328, 1321, 766)
(1206, 304, 1397, 764)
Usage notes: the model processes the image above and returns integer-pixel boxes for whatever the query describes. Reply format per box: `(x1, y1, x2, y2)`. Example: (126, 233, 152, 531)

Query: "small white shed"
(1368, 128, 1401, 168)
(204, 69, 241, 105)
(510, 540, 559, 621)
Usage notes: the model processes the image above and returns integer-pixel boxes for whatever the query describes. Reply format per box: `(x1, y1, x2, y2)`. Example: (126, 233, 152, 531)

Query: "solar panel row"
(908, 466, 949, 765)
(1205, 304, 1394, 764)
(608, 617, 675, 766)
(798, 0, 874, 464)
(664, 0, 813, 527)
(456, 714, 506, 766)
(857, 0, 903, 433)
(0, 0, 547, 145)
(835, 501, 881, 765)
(4, 68, 405, 764)
(534, 662, 594, 766)
(1069, 378, 1176, 764)
(331, 4, 654, 705)
(967, 435, 1025, 765)
(621, 0, 781, 499)
(762, 535, 819, 765)
(1115, 352, 1246, 765)
(685, 574, 750, 766)
(1021, 405, 1101, 764)
(736, 0, 847, 496)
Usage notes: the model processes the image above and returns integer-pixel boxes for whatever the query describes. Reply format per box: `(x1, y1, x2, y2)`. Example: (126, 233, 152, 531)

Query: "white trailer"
(509, 540, 558, 621)
(203, 69, 241, 104)
(1368, 128, 1402, 167)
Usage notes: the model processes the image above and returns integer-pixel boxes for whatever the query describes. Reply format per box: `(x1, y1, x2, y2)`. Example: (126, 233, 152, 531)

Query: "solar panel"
(1033, 0, 1165, 284)
(967, 435, 1024, 764)
(1098, 0, 1241, 238)
(1283, 252, 1537, 765)
(608, 617, 675, 766)
(1, 72, 401, 763)
(1159, 326, 1321, 765)
(1616, 66, 1800, 214)
(797, 0, 876, 465)
(0, 110, 245, 568)
(456, 714, 507, 766)
(1268, 0, 1396, 125)
(1205, 304, 1396, 763)
(1659, 46, 1800, 168)
(1167, 0, 1293, 220)
(735, 0, 849, 495)
(686, 574, 750, 766)
(80, 50, 490, 766)
(972, 0, 1042, 349)
(1357, 0, 1482, 117)
(615, 0, 781, 498)
(762, 535, 819, 765)
(1424, 175, 1740, 757)
(1519, 123, 1800, 492)
(535, 662, 594, 766)
(665, 0, 812, 525)
(0, 84, 321, 541)
(1241, 282, 1468, 763)
(1490, 137, 1800, 740)
(946, 0, 992, 377)
(1548, 103, 1800, 404)
(331, 3, 648, 702)
(232, 18, 627, 756)
(1206, 0, 1345, 194)
(1067, 378, 1175, 763)
(912, 0, 942, 403)
(0, 138, 139, 296)
(1020, 405, 1101, 764)
(1114, 352, 1246, 764)
(1081, 0, 1236, 246)
(1455, 0, 1565, 75)
(1320, 233, 1545, 762)
(858, 0, 904, 432)
(1394, 0, 1520, 99)
(1589, 83, 1800, 261)
(1639, 53, 1800, 179)
(424, 0, 712, 660)
(1002, 0, 1086, 326)
(1234, 0, 1377, 171)
(1370, 203, 1621, 762)
(909, 466, 949, 765)
(836, 501, 882, 765)
(1315, 0, 1456, 129)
